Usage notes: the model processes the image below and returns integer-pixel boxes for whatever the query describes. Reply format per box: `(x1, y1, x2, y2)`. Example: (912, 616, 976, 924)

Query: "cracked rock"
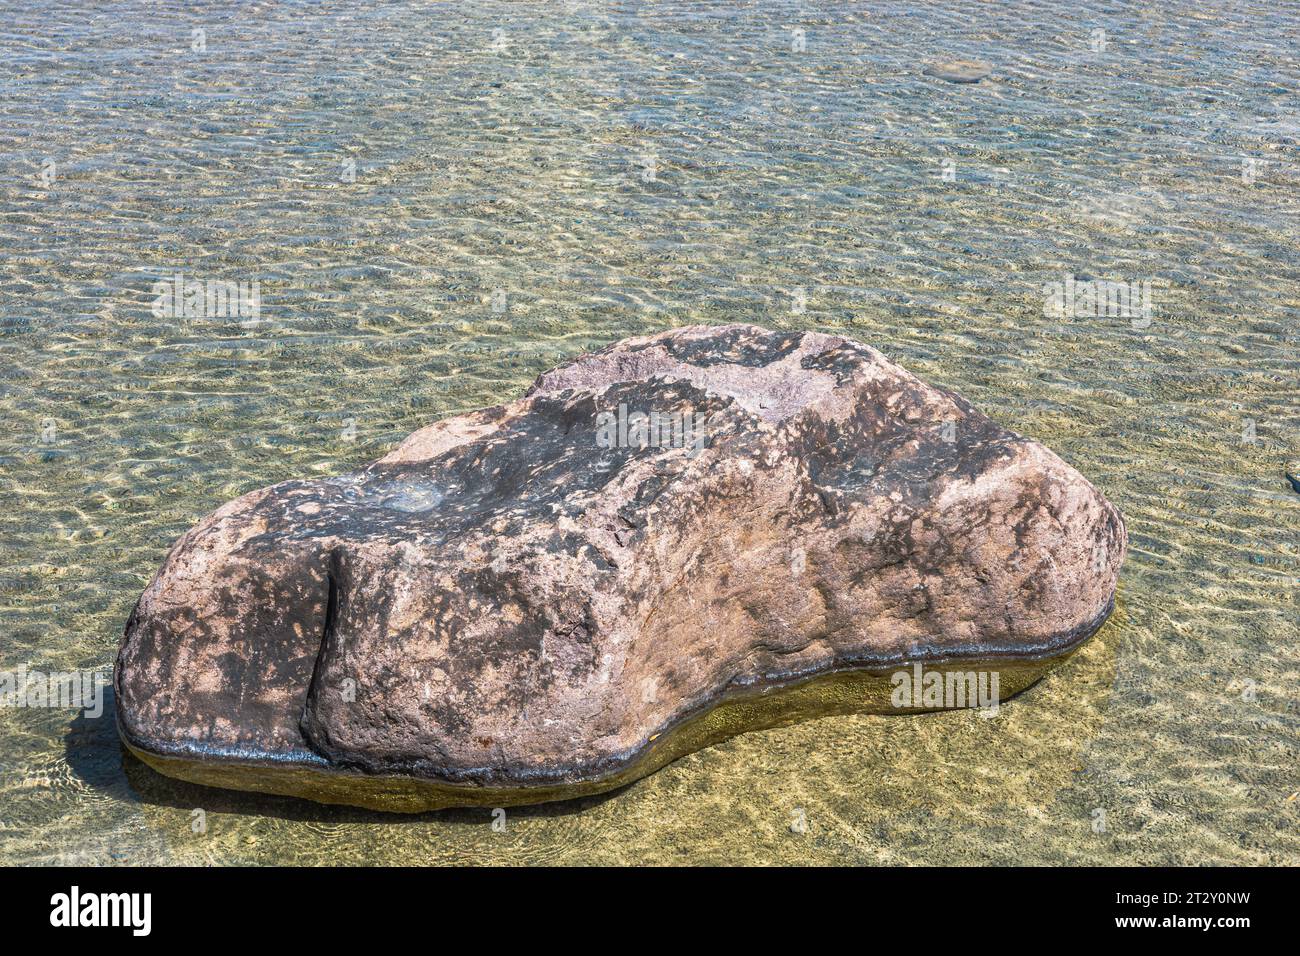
(116, 324, 1126, 810)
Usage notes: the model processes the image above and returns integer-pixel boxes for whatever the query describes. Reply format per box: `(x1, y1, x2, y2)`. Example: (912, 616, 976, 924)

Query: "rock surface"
(116, 324, 1126, 810)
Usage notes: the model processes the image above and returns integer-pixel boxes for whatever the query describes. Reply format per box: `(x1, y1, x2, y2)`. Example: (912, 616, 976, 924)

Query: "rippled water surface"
(1, 0, 1297, 865)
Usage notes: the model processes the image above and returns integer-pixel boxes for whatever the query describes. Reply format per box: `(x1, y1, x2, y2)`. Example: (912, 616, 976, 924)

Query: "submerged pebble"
(923, 59, 992, 83)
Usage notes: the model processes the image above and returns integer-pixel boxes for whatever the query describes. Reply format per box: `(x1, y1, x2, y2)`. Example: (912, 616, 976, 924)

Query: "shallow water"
(1, 0, 1297, 865)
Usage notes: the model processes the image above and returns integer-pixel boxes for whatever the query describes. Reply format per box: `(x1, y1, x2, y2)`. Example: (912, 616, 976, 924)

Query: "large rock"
(116, 325, 1126, 811)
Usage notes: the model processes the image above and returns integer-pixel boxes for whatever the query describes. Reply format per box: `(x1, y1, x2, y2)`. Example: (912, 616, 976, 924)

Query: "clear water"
(1, 0, 1297, 865)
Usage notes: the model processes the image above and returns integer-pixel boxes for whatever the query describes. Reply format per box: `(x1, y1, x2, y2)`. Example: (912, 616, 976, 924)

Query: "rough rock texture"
(116, 324, 1126, 810)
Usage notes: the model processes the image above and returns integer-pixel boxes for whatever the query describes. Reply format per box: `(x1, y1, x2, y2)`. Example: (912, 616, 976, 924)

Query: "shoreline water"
(1, 0, 1296, 865)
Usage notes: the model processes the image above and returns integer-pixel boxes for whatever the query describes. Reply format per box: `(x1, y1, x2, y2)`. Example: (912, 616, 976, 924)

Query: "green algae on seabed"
(1, 0, 1298, 865)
